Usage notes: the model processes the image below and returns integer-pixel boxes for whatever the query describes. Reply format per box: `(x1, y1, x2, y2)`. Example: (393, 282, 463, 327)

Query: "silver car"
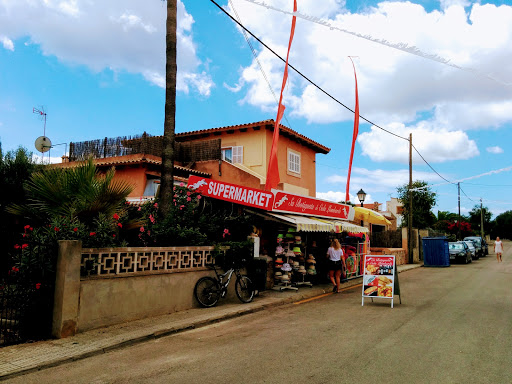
(463, 241, 479, 260)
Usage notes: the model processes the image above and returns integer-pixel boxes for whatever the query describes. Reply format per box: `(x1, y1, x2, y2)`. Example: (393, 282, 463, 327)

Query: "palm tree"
(159, 0, 177, 217)
(7, 159, 133, 226)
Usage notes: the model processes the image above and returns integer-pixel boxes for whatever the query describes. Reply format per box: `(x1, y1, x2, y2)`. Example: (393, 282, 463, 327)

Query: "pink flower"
(140, 227, 145, 233)
(90, 232, 96, 236)
(222, 229, 231, 238)
(113, 213, 120, 220)
(187, 191, 191, 196)
(112, 234, 116, 238)
(154, 203, 158, 208)
(147, 230, 151, 236)
(138, 207, 142, 211)
(11, 267, 19, 272)
(21, 244, 28, 249)
(117, 223, 123, 228)
(186, 197, 191, 202)
(197, 195, 202, 200)
(173, 187, 176, 191)
(54, 227, 60, 232)
(73, 227, 78, 232)
(22, 233, 26, 238)
(149, 214, 155, 224)
(180, 182, 184, 187)
(35, 283, 41, 290)
(14, 244, 20, 249)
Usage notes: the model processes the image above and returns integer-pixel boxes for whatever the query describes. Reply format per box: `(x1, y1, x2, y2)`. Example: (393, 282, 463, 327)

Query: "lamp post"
(357, 189, 366, 227)
(357, 189, 366, 207)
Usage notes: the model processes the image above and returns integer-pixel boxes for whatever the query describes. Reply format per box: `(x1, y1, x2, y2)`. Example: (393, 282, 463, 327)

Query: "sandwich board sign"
(362, 255, 401, 308)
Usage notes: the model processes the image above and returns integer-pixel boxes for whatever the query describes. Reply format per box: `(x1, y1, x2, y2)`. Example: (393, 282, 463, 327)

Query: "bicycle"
(194, 261, 255, 307)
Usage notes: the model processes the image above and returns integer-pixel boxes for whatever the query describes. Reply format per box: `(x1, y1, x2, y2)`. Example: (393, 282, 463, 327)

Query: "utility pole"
(408, 133, 413, 264)
(480, 198, 484, 240)
(457, 182, 461, 240)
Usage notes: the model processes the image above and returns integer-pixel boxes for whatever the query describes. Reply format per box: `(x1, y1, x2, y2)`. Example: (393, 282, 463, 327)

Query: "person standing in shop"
(494, 237, 504, 262)
(326, 239, 346, 293)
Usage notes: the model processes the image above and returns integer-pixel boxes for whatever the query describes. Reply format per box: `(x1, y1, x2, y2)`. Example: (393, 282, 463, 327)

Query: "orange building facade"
(56, 119, 330, 200)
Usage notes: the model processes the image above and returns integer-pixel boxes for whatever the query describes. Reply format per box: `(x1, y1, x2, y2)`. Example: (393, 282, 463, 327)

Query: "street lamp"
(357, 189, 366, 207)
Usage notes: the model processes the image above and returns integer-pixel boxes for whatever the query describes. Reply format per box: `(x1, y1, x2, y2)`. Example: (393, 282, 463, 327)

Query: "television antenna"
(33, 107, 47, 136)
(33, 106, 52, 162)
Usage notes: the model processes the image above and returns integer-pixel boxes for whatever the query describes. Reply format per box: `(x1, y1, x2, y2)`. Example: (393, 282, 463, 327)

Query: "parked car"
(464, 236, 485, 257)
(448, 241, 472, 264)
(463, 240, 479, 260)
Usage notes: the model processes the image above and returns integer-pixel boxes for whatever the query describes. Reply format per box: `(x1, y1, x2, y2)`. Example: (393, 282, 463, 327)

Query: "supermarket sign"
(362, 255, 397, 308)
(187, 176, 354, 220)
(187, 175, 274, 210)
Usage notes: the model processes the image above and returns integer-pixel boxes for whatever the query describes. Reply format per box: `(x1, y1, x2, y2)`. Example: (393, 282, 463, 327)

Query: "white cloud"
(324, 167, 441, 192)
(1, 36, 14, 51)
(225, 1, 512, 132)
(358, 123, 479, 163)
(486, 146, 504, 154)
(0, 0, 213, 95)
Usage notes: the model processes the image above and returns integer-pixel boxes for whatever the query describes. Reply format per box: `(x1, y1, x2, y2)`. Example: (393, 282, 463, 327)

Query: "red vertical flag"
(265, 0, 297, 191)
(346, 57, 359, 202)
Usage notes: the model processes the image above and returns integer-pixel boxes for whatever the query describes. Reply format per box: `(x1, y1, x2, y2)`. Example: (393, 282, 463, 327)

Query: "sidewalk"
(0, 263, 422, 381)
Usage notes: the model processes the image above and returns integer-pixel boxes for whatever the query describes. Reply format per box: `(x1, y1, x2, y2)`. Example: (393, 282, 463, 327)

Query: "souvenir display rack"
(272, 229, 298, 291)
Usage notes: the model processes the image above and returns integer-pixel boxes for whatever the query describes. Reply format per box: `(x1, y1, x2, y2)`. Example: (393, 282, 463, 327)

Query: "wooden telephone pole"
(408, 133, 413, 264)
(457, 182, 461, 240)
(480, 198, 484, 239)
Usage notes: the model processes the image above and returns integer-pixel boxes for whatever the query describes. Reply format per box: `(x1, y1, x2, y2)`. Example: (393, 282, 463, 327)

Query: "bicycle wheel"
(194, 277, 221, 307)
(235, 275, 254, 303)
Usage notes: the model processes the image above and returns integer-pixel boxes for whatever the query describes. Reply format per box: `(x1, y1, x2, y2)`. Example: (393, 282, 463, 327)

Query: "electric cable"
(212, 0, 496, 191)
(411, 144, 455, 185)
(228, 0, 294, 130)
(210, 0, 408, 142)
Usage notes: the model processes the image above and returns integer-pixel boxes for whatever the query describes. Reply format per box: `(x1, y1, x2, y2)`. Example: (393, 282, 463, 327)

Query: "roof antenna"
(33, 106, 51, 162)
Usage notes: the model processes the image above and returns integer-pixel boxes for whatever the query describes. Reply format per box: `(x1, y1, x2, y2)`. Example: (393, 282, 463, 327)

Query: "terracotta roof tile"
(52, 154, 211, 177)
(174, 119, 330, 154)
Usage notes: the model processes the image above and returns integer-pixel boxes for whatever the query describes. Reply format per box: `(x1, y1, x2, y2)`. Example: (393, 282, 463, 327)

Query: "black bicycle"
(194, 262, 255, 307)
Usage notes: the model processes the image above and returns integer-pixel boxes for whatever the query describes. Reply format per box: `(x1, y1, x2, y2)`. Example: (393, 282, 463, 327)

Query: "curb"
(0, 264, 421, 381)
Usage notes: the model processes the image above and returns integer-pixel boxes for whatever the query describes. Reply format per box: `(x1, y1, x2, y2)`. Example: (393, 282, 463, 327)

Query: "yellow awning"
(353, 206, 391, 226)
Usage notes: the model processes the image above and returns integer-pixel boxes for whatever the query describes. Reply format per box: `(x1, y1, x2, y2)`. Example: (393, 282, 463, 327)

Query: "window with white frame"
(222, 146, 243, 164)
(288, 150, 301, 174)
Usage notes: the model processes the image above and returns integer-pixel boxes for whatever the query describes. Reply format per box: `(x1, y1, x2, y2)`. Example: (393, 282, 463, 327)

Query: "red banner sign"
(272, 190, 352, 220)
(187, 175, 274, 210)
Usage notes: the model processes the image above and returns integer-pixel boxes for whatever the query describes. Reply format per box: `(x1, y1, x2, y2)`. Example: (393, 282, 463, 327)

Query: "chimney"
(61, 155, 69, 163)
(373, 201, 379, 211)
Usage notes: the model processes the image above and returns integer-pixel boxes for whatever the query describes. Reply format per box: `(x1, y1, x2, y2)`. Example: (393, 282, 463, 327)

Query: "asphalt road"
(5, 244, 512, 384)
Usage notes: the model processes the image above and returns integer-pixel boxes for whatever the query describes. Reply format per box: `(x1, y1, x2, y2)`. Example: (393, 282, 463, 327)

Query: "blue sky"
(1, 0, 511, 219)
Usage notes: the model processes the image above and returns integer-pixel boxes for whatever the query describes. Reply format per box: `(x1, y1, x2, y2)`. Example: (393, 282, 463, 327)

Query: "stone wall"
(52, 241, 238, 337)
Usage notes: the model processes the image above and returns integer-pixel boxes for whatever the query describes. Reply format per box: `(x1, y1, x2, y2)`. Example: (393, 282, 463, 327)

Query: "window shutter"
(232, 146, 243, 164)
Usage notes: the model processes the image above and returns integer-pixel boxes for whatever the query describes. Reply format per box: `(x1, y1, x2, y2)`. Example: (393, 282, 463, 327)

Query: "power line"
(210, 0, 408, 142)
(228, 0, 294, 130)
(411, 143, 455, 185)
(211, 0, 477, 190)
(459, 185, 476, 203)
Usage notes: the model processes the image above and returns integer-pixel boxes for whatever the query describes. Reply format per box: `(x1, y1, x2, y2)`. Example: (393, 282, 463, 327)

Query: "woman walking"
(326, 239, 346, 293)
(494, 237, 504, 262)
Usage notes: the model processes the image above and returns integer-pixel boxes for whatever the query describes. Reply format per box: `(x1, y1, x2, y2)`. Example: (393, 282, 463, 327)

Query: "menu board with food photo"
(362, 255, 396, 308)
